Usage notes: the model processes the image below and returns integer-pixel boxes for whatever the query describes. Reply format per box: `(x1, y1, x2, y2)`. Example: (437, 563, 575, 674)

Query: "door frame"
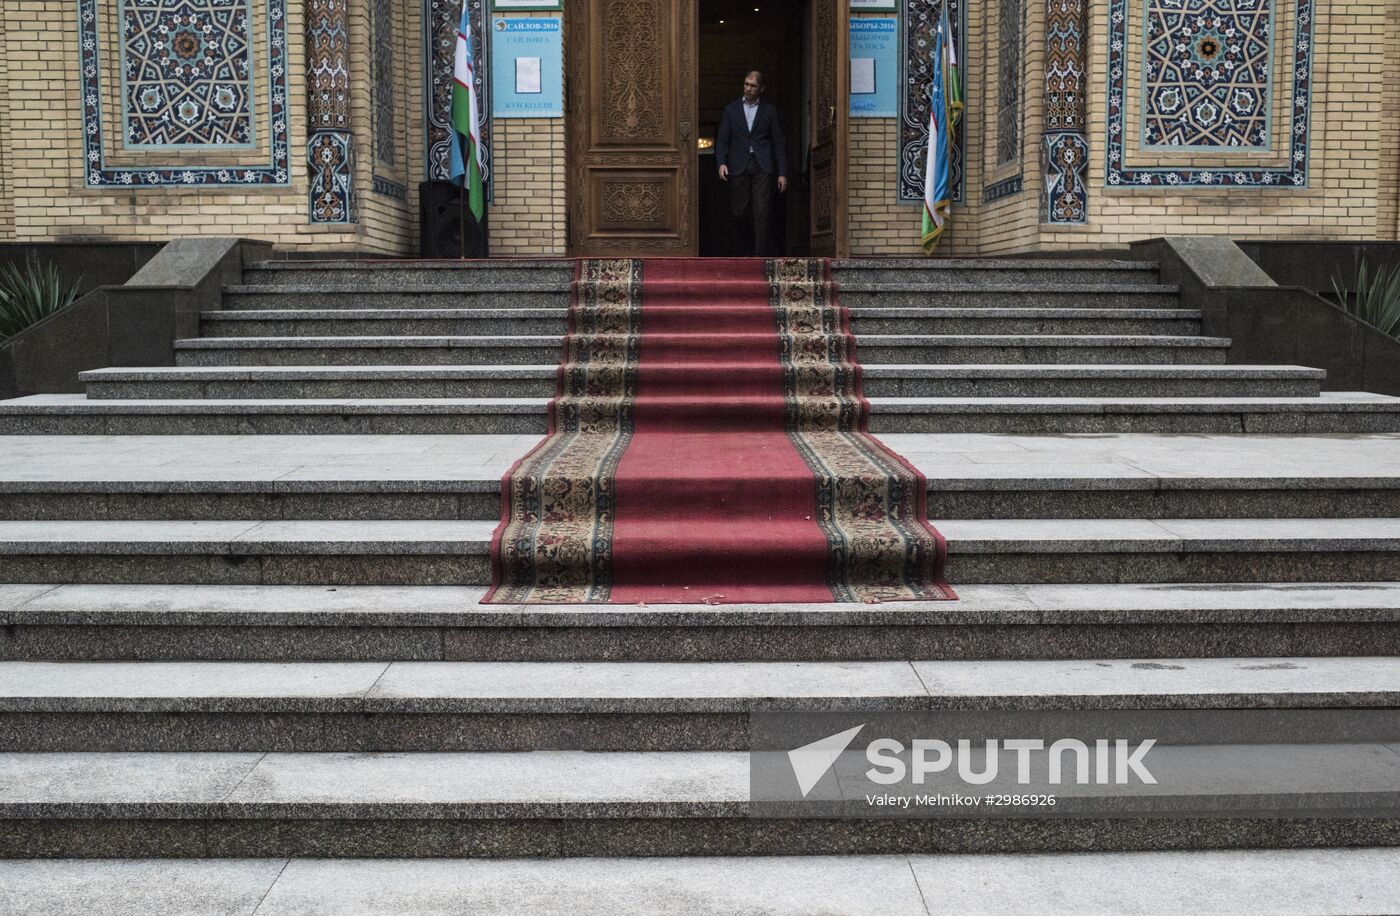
(565, 0, 698, 256)
(564, 0, 847, 257)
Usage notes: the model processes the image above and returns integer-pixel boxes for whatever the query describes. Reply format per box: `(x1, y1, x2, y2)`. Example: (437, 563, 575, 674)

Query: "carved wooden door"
(808, 0, 849, 258)
(566, 0, 697, 256)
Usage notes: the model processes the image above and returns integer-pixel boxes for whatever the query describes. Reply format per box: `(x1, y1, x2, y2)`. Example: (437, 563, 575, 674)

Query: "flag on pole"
(921, 4, 963, 254)
(449, 2, 485, 221)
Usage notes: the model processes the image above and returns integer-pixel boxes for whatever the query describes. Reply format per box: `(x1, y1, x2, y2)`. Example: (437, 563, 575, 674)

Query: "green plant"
(1331, 257, 1400, 339)
(0, 260, 82, 340)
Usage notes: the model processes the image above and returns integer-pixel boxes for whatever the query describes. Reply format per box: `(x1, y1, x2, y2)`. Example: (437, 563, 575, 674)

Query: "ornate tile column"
(306, 0, 354, 223)
(899, 0, 965, 204)
(424, 0, 490, 186)
(1041, 0, 1088, 224)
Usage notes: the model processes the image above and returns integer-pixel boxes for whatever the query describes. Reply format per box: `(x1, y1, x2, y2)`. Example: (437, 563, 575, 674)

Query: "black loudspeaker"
(419, 179, 489, 258)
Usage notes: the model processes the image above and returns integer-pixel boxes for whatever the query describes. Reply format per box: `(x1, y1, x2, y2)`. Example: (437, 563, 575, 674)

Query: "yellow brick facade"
(1043, 0, 1388, 250)
(488, 119, 568, 258)
(1379, 3, 1400, 241)
(0, 15, 12, 240)
(0, 0, 1397, 254)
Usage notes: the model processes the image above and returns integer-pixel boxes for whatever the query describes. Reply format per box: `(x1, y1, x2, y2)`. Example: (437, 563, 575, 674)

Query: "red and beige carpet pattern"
(485, 258, 954, 604)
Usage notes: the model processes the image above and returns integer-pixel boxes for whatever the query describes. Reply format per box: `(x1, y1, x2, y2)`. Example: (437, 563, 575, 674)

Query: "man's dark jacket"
(715, 99, 787, 178)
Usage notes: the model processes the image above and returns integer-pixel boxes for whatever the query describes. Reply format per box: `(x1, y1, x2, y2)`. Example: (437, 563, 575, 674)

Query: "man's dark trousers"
(731, 153, 774, 256)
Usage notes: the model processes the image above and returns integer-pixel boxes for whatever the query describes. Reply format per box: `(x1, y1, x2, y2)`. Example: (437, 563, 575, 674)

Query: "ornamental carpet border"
(486, 258, 954, 605)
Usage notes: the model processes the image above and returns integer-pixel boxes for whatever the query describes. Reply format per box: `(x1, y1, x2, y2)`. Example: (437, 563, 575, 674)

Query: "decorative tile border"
(80, 0, 290, 187)
(984, 0, 1025, 203)
(983, 175, 1023, 202)
(372, 175, 408, 199)
(371, 0, 396, 169)
(371, 0, 407, 199)
(1043, 0, 1089, 222)
(1043, 130, 1089, 221)
(995, 0, 1023, 167)
(306, 0, 353, 222)
(424, 0, 492, 193)
(1107, 0, 1314, 188)
(898, 0, 965, 204)
(308, 129, 353, 222)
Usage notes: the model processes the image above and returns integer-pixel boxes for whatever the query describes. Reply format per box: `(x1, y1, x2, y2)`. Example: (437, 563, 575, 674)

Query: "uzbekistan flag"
(449, 2, 485, 221)
(921, 4, 962, 254)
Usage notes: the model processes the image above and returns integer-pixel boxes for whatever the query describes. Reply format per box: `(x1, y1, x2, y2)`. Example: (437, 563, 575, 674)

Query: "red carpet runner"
(485, 258, 954, 604)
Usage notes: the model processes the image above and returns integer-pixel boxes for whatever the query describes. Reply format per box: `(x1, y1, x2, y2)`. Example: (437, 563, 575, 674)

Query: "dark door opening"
(697, 0, 810, 257)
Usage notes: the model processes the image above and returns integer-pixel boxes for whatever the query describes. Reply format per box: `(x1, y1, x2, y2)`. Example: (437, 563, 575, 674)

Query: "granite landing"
(3, 849, 1398, 915)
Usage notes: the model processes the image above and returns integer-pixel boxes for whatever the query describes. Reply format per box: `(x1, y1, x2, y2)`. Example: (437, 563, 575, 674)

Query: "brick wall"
(1040, 0, 1387, 249)
(0, 1, 1395, 253)
(488, 119, 568, 257)
(0, 13, 12, 241)
(851, 0, 1400, 255)
(484, 9, 568, 257)
(1379, 5, 1400, 241)
(846, 6, 1039, 257)
(0, 0, 396, 251)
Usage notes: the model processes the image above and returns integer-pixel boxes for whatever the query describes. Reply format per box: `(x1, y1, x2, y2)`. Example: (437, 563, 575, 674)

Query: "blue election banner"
(848, 17, 897, 118)
(491, 17, 563, 118)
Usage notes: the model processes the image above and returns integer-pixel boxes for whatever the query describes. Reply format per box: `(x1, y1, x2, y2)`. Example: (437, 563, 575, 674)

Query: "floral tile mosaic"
(1141, 0, 1273, 150)
(1107, 0, 1313, 188)
(81, 0, 290, 186)
(121, 0, 255, 147)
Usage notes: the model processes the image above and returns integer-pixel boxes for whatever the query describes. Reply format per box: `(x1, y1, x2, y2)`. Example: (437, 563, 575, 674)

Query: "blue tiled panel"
(424, 0, 491, 191)
(1142, 0, 1273, 150)
(81, 0, 290, 186)
(1106, 0, 1313, 188)
(120, 0, 255, 148)
(898, 0, 965, 204)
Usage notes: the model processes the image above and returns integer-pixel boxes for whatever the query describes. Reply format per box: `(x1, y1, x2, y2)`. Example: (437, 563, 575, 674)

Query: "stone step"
(2, 849, 1395, 914)
(220, 284, 1182, 312)
(4, 393, 1399, 436)
(198, 307, 1204, 339)
(2, 518, 1400, 586)
(2, 745, 1397, 857)
(6, 473, 1396, 521)
(6, 582, 1400, 661)
(170, 335, 1231, 368)
(79, 363, 1324, 400)
(835, 258, 1164, 288)
(5, 429, 1393, 523)
(3, 655, 1397, 751)
(12, 469, 1400, 522)
(7, 430, 1400, 520)
(242, 257, 1161, 290)
(245, 259, 575, 290)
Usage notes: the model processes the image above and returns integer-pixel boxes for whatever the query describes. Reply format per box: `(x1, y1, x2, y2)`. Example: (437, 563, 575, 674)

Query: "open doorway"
(697, 0, 811, 256)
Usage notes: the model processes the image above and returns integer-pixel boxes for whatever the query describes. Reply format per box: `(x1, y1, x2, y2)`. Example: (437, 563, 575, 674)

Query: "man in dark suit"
(715, 70, 787, 256)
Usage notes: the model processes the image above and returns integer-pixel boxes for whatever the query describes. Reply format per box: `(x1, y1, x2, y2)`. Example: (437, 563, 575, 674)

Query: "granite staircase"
(2, 257, 1400, 904)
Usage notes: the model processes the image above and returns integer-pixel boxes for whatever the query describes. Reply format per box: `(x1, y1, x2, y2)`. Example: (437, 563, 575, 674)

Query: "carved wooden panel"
(594, 171, 676, 231)
(808, 0, 848, 257)
(599, 0, 665, 144)
(568, 0, 696, 254)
